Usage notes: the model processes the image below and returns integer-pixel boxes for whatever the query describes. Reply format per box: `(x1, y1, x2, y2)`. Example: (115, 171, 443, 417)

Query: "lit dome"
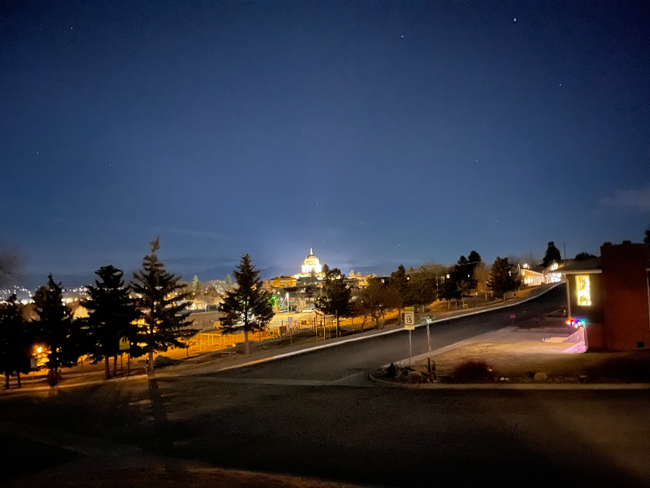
(301, 248, 322, 274)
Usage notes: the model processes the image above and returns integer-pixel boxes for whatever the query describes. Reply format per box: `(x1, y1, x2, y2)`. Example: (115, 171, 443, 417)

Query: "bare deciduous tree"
(0, 247, 20, 288)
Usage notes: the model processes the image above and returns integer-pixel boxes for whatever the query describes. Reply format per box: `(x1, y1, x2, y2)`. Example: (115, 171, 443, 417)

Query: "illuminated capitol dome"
(301, 248, 322, 275)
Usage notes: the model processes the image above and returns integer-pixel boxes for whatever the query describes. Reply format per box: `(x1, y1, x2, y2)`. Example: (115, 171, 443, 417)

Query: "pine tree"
(438, 274, 462, 307)
(132, 238, 196, 373)
(543, 242, 562, 268)
(487, 257, 521, 301)
(467, 250, 482, 265)
(218, 254, 274, 355)
(33, 275, 81, 385)
(574, 252, 597, 262)
(315, 266, 351, 337)
(191, 275, 201, 296)
(452, 254, 478, 295)
(0, 295, 33, 388)
(390, 264, 411, 323)
(644, 225, 650, 246)
(84, 265, 140, 379)
(467, 250, 484, 292)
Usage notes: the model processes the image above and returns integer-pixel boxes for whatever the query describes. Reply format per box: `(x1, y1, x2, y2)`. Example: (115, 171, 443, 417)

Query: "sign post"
(425, 315, 435, 376)
(404, 307, 415, 366)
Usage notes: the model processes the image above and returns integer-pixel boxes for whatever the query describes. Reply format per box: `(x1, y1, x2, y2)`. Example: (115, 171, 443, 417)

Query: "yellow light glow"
(576, 275, 591, 306)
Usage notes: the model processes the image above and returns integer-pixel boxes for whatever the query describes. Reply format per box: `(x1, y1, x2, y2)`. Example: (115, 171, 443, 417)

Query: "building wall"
(521, 268, 544, 286)
(600, 243, 650, 351)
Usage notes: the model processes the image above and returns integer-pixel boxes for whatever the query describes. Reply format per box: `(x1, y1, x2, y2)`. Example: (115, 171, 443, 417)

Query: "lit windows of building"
(576, 275, 591, 306)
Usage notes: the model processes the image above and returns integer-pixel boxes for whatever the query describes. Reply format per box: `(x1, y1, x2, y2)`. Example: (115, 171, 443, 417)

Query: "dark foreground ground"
(2, 382, 650, 488)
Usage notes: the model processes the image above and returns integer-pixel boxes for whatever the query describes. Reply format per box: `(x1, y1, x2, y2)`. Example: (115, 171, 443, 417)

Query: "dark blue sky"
(2, 1, 649, 280)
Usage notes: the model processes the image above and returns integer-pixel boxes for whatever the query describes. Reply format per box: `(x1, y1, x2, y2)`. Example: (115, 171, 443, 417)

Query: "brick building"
(560, 241, 650, 352)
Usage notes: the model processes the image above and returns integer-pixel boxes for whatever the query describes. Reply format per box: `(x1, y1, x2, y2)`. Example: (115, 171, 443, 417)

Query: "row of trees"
(217, 228, 650, 350)
(0, 238, 196, 387)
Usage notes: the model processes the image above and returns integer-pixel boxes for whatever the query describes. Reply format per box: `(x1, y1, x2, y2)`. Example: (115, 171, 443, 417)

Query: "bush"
(450, 360, 497, 383)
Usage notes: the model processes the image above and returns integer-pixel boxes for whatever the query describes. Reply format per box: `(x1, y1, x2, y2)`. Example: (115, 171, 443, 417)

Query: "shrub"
(450, 360, 497, 383)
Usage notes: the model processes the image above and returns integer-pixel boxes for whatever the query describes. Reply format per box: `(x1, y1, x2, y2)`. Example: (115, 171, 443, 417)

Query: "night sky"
(2, 1, 649, 282)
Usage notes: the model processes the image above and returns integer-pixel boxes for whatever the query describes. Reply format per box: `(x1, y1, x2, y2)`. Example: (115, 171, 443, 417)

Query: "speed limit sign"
(404, 310, 415, 329)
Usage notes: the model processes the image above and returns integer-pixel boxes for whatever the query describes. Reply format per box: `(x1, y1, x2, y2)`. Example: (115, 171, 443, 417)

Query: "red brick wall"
(600, 243, 650, 351)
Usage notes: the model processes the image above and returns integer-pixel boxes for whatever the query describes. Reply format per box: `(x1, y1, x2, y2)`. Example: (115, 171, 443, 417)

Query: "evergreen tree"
(438, 273, 462, 307)
(224, 274, 233, 286)
(574, 252, 597, 262)
(132, 238, 196, 373)
(315, 266, 351, 337)
(467, 250, 482, 265)
(390, 264, 411, 323)
(0, 295, 33, 388)
(84, 265, 140, 379)
(191, 275, 201, 296)
(543, 241, 562, 268)
(487, 257, 521, 301)
(33, 275, 81, 385)
(467, 250, 484, 291)
(644, 225, 650, 246)
(218, 254, 274, 355)
(452, 254, 478, 295)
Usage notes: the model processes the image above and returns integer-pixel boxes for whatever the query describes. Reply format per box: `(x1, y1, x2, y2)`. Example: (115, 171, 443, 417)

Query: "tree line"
(0, 238, 195, 387)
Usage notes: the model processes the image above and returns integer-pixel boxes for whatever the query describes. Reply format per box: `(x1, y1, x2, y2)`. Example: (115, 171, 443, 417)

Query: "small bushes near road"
(376, 363, 434, 383)
(375, 360, 499, 384)
(447, 360, 498, 383)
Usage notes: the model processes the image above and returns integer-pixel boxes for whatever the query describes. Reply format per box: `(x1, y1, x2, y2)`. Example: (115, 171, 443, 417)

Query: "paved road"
(209, 284, 568, 382)
(3, 284, 650, 488)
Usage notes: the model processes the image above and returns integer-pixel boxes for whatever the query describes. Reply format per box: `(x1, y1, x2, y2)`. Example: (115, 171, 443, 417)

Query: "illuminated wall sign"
(576, 275, 592, 306)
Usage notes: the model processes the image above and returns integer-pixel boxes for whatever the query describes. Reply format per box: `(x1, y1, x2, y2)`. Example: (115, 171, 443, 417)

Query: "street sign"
(119, 336, 130, 351)
(405, 324, 415, 331)
(404, 310, 415, 327)
(288, 316, 293, 328)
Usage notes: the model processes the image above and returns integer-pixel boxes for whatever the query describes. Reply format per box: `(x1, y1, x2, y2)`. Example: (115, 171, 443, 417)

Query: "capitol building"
(299, 248, 323, 277)
(263, 249, 373, 313)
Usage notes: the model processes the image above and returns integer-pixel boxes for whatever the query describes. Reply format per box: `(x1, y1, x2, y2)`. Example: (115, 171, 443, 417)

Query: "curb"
(367, 372, 650, 390)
